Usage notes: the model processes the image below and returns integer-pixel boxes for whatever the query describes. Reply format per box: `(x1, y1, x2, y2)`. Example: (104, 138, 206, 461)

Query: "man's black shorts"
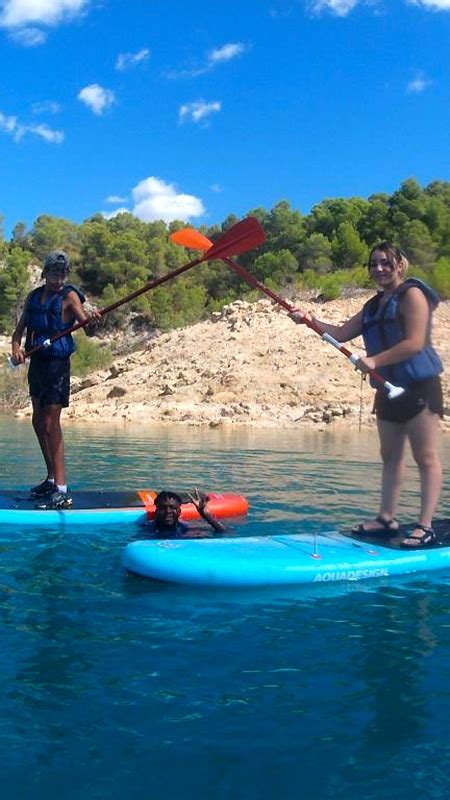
(28, 355, 71, 408)
(374, 376, 444, 424)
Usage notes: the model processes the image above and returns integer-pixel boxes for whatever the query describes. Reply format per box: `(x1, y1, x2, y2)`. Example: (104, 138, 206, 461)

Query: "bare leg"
(357, 420, 406, 531)
(41, 405, 66, 487)
(32, 399, 65, 486)
(31, 397, 54, 480)
(377, 419, 407, 521)
(402, 409, 442, 544)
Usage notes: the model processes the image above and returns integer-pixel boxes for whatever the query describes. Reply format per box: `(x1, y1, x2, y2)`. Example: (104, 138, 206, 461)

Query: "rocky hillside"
(7, 292, 448, 432)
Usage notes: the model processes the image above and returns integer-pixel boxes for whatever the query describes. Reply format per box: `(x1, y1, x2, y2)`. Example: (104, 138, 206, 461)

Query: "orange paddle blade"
(170, 228, 212, 250)
(137, 490, 157, 507)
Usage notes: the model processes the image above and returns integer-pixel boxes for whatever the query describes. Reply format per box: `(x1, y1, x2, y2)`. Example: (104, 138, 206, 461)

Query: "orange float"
(138, 491, 249, 521)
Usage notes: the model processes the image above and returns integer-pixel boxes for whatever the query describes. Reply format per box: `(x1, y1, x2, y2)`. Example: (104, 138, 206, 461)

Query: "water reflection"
(1, 415, 450, 799)
(1, 415, 448, 533)
(320, 586, 450, 799)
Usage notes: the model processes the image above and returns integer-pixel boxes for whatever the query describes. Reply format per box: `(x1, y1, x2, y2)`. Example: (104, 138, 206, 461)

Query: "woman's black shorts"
(28, 355, 71, 408)
(374, 376, 444, 424)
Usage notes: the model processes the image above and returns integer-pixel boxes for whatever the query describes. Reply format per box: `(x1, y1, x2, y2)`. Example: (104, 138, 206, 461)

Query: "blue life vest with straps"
(24, 284, 85, 358)
(362, 278, 443, 388)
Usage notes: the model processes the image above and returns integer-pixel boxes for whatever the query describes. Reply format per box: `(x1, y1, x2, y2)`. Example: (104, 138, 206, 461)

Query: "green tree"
(31, 214, 81, 263)
(79, 222, 115, 294)
(331, 222, 368, 270)
(0, 248, 31, 331)
(358, 195, 391, 244)
(105, 232, 149, 287)
(425, 181, 450, 212)
(308, 197, 369, 239)
(221, 213, 239, 232)
(422, 197, 449, 244)
(252, 249, 298, 286)
(263, 201, 305, 255)
(389, 179, 426, 229)
(299, 233, 333, 274)
(400, 220, 436, 270)
(0, 214, 6, 258)
(106, 212, 147, 237)
(430, 257, 450, 298)
(11, 222, 31, 251)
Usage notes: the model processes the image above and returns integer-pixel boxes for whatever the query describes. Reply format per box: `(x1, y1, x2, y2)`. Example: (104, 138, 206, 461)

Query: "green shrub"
(430, 258, 450, 298)
(0, 360, 29, 408)
(346, 265, 373, 289)
(319, 274, 345, 300)
(71, 334, 113, 377)
(407, 265, 429, 282)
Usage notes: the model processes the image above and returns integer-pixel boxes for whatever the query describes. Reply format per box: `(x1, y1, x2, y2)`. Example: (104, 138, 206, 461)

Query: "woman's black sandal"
(401, 524, 436, 549)
(352, 515, 400, 536)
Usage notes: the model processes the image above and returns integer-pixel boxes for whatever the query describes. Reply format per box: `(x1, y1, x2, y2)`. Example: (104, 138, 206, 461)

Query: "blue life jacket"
(362, 278, 443, 388)
(24, 284, 85, 358)
(145, 521, 191, 539)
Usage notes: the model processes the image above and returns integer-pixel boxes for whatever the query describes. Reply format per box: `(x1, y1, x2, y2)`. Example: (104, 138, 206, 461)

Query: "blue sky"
(1, 0, 450, 237)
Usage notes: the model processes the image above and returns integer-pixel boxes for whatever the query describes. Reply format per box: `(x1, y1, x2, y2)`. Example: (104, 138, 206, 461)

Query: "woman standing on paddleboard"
(291, 242, 444, 548)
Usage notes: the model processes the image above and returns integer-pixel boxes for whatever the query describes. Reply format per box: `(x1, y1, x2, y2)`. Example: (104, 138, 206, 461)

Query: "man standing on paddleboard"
(10, 250, 102, 510)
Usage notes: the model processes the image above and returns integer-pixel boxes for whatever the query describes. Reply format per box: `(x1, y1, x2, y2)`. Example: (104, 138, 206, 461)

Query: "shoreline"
(2, 294, 449, 432)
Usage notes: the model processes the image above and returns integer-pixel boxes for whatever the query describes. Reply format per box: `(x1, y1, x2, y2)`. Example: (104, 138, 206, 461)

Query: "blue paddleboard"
(0, 489, 247, 529)
(122, 520, 450, 587)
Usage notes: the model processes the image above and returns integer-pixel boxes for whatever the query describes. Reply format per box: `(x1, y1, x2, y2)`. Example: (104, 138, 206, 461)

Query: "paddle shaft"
(171, 226, 405, 399)
(21, 257, 206, 360)
(17, 218, 264, 362)
(222, 256, 405, 398)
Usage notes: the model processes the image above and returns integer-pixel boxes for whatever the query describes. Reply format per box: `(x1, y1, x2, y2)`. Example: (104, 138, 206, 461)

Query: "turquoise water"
(1, 414, 450, 800)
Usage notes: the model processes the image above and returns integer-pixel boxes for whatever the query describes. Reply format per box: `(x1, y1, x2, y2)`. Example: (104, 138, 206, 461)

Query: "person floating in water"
(143, 490, 226, 539)
(10, 250, 102, 510)
(290, 242, 444, 549)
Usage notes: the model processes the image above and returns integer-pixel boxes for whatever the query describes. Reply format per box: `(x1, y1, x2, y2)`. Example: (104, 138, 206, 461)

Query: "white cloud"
(115, 47, 150, 71)
(131, 177, 205, 223)
(28, 123, 64, 143)
(166, 41, 247, 79)
(208, 43, 246, 64)
(407, 72, 432, 93)
(310, 0, 450, 13)
(9, 25, 46, 44)
(179, 100, 221, 124)
(78, 84, 115, 116)
(105, 194, 128, 204)
(0, 110, 18, 135)
(0, 109, 63, 142)
(102, 178, 205, 223)
(409, 0, 450, 7)
(0, 0, 88, 28)
(311, 0, 360, 15)
(102, 207, 130, 220)
(31, 100, 61, 115)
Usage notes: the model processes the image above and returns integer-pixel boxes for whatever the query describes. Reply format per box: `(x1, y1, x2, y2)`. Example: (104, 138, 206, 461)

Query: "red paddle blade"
(170, 228, 211, 250)
(171, 217, 265, 260)
(205, 217, 265, 260)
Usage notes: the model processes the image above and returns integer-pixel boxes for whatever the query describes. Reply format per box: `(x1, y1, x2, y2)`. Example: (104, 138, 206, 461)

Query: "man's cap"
(44, 250, 70, 272)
